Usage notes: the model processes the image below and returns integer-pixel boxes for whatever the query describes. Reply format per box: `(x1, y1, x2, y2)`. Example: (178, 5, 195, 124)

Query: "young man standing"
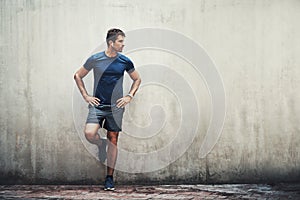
(74, 28, 141, 190)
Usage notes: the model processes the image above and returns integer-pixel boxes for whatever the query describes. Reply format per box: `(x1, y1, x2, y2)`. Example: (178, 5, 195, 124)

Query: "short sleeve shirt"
(83, 51, 135, 105)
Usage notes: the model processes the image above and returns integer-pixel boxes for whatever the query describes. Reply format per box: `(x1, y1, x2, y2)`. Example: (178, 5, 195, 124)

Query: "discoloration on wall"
(0, 0, 300, 184)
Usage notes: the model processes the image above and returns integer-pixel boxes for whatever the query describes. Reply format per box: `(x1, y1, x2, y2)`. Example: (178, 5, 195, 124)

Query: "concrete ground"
(0, 183, 299, 199)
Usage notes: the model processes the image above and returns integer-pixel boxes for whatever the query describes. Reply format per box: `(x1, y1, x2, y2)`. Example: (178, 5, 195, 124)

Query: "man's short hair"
(106, 28, 125, 45)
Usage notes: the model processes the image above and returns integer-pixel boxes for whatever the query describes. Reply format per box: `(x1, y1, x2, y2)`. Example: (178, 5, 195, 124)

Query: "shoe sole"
(104, 187, 115, 191)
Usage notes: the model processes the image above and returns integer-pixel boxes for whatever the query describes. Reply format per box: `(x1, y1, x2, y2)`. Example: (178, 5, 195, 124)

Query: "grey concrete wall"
(1, 0, 299, 184)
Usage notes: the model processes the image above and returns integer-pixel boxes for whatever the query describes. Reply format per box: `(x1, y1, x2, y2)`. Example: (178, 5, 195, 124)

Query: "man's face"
(111, 35, 125, 52)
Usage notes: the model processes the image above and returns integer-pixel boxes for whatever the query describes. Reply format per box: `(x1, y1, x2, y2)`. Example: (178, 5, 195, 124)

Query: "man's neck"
(105, 48, 118, 58)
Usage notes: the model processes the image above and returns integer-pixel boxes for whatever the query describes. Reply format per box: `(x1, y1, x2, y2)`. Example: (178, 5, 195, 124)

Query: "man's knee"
(84, 129, 97, 140)
(107, 132, 119, 144)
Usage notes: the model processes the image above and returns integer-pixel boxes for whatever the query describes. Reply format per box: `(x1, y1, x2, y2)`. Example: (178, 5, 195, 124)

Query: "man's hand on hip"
(116, 96, 132, 108)
(84, 95, 101, 106)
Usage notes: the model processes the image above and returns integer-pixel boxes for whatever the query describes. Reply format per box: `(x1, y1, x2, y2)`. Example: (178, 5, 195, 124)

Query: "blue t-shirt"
(83, 51, 135, 105)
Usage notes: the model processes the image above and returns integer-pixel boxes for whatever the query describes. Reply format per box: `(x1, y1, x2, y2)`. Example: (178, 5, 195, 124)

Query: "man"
(74, 28, 141, 191)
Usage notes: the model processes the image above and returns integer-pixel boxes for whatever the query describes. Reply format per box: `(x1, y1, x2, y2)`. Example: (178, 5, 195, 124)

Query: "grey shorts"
(86, 104, 125, 132)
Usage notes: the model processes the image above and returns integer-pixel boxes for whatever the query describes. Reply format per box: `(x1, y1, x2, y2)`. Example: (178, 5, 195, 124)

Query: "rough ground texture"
(0, 183, 299, 199)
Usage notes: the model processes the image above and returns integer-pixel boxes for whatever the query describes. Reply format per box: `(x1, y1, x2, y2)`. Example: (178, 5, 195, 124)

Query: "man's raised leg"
(84, 123, 101, 145)
(84, 123, 107, 162)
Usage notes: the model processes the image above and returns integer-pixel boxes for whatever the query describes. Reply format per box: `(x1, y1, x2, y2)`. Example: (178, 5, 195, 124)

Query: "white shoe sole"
(104, 187, 115, 191)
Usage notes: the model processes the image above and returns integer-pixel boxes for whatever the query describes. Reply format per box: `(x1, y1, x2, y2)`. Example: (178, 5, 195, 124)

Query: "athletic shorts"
(86, 104, 125, 132)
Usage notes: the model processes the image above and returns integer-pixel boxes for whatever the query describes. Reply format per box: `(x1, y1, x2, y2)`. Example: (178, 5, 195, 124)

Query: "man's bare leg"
(84, 123, 108, 163)
(84, 123, 102, 146)
(107, 131, 119, 176)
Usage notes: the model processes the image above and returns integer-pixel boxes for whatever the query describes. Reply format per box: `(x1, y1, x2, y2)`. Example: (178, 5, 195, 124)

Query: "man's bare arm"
(128, 70, 141, 97)
(116, 70, 141, 108)
(73, 67, 100, 106)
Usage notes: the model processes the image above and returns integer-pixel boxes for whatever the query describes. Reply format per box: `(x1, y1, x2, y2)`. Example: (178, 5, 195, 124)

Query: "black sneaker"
(98, 138, 107, 163)
(104, 176, 115, 191)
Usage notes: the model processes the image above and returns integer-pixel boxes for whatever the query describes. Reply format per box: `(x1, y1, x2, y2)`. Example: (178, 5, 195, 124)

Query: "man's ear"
(109, 40, 113, 47)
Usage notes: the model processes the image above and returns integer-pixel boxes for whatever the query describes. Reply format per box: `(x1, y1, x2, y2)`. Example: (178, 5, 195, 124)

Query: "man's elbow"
(73, 73, 80, 80)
